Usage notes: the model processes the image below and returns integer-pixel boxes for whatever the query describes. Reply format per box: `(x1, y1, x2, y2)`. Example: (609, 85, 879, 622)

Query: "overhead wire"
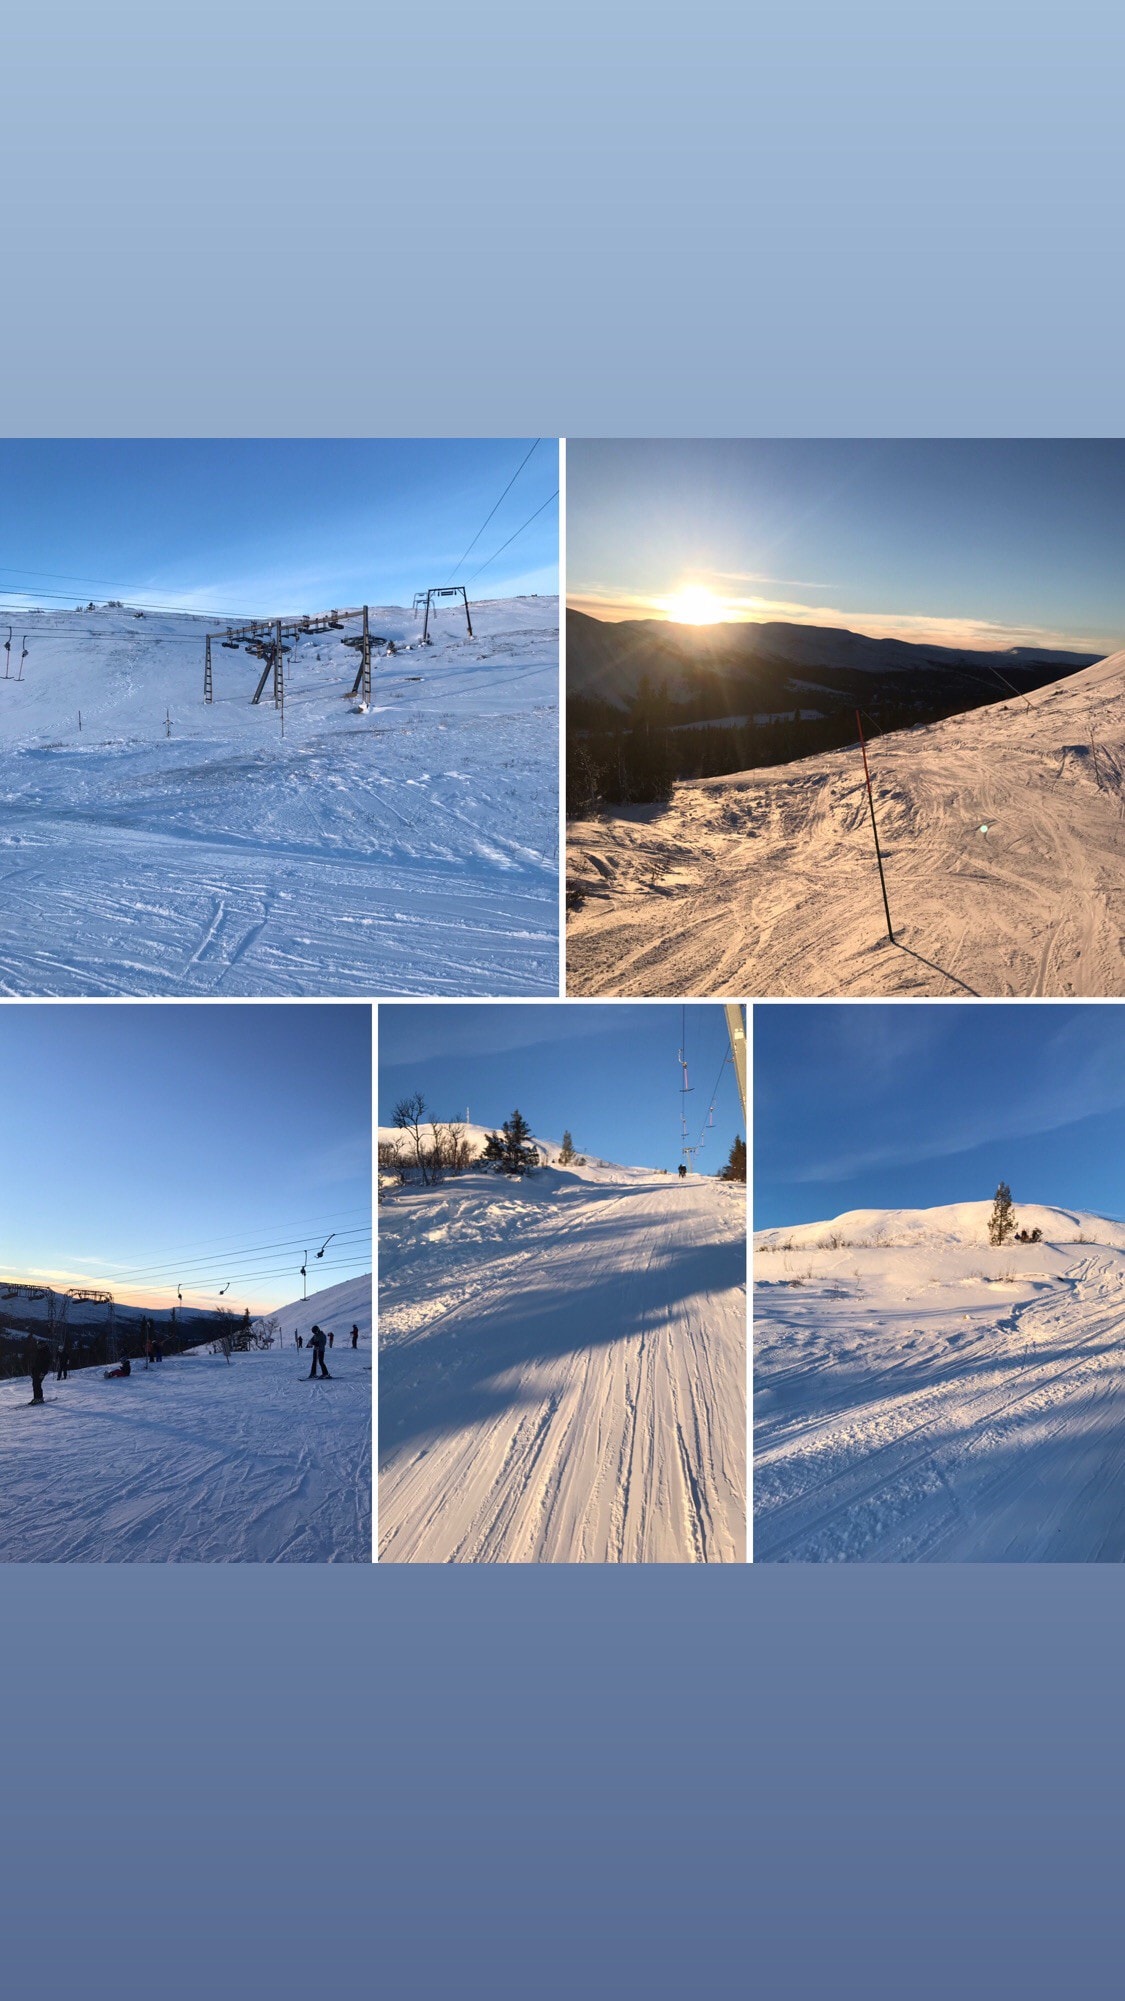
(447, 439, 541, 583)
(464, 488, 559, 586)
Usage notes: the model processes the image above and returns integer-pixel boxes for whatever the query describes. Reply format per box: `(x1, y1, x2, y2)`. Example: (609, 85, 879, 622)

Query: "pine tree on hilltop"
(559, 1130, 576, 1165)
(720, 1135, 747, 1183)
(501, 1108, 540, 1177)
(481, 1131, 506, 1170)
(989, 1182, 1016, 1246)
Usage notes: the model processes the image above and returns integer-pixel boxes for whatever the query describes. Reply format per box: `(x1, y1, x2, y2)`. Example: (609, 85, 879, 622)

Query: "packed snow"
(0, 596, 558, 996)
(0, 1276, 371, 1562)
(568, 648, 1125, 997)
(755, 1201, 1125, 1560)
(378, 1138, 746, 1562)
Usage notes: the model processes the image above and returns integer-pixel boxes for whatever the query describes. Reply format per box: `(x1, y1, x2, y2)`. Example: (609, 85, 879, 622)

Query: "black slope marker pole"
(856, 709, 894, 943)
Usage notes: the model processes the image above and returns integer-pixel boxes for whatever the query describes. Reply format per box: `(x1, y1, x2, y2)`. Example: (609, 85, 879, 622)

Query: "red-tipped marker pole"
(856, 709, 894, 943)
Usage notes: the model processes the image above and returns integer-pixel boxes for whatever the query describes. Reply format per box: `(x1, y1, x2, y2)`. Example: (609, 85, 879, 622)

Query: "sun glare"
(666, 586, 723, 625)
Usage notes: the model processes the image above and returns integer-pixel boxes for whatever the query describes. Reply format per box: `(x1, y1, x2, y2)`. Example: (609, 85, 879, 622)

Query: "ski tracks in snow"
(378, 1172, 746, 1563)
(568, 660, 1125, 998)
(755, 1246, 1125, 1560)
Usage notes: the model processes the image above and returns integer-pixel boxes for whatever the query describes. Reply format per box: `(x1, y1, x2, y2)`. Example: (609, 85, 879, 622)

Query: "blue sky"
(755, 1003, 1125, 1226)
(567, 440, 1125, 656)
(0, 441, 558, 618)
(0, 1005, 371, 1312)
(379, 1003, 744, 1175)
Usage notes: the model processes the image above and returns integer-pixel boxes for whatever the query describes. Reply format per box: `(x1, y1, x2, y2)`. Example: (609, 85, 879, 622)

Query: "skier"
(27, 1335, 50, 1405)
(56, 1331, 72, 1383)
(350, 1324, 359, 1350)
(328, 1329, 334, 1349)
(105, 1354, 132, 1380)
(678, 1162, 687, 1180)
(306, 1325, 331, 1380)
(220, 1333, 232, 1365)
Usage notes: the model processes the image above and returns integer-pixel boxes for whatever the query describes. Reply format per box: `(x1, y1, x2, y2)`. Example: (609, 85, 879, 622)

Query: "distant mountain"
(567, 607, 1102, 712)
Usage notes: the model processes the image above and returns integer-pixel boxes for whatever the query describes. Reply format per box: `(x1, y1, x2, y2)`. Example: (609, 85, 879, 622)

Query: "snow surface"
(0, 597, 558, 996)
(0, 1276, 371, 1562)
(379, 1153, 746, 1562)
(755, 1201, 1125, 1560)
(568, 648, 1125, 997)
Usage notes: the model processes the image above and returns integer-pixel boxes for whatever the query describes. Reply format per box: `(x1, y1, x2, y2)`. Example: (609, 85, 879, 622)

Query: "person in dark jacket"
(327, 1329, 334, 1349)
(307, 1325, 331, 1380)
(56, 1332, 72, 1382)
(27, 1335, 50, 1404)
(105, 1354, 131, 1380)
(350, 1324, 359, 1350)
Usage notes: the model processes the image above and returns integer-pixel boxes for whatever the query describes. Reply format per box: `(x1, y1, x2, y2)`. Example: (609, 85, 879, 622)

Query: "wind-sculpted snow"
(755, 1202, 1125, 1560)
(378, 1160, 746, 1561)
(0, 598, 558, 995)
(569, 649, 1125, 997)
(0, 1277, 371, 1561)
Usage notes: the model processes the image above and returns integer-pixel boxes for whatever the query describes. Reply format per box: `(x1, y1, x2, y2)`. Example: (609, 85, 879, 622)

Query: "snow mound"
(755, 1199, 1125, 1252)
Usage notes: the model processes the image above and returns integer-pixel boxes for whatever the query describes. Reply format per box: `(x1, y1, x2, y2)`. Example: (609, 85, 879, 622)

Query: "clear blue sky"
(0, 440, 558, 618)
(568, 440, 1125, 656)
(755, 1003, 1125, 1227)
(379, 1003, 743, 1174)
(0, 1005, 371, 1312)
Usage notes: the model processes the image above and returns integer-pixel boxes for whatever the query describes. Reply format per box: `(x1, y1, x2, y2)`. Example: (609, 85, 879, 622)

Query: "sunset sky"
(0, 1006, 371, 1313)
(567, 440, 1125, 657)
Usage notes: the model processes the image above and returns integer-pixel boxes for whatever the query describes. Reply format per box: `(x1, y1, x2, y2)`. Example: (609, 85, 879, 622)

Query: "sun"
(665, 585, 724, 625)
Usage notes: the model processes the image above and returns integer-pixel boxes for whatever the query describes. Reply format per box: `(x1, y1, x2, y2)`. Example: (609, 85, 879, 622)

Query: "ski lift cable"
(109, 1253, 371, 1307)
(447, 439, 541, 584)
(464, 488, 559, 586)
(103, 1224, 372, 1288)
(695, 1047, 733, 1153)
(96, 1226, 372, 1286)
(91, 1216, 372, 1284)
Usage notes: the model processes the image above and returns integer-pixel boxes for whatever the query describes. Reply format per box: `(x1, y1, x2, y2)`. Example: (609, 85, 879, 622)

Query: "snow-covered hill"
(0, 595, 558, 996)
(754, 1199, 1125, 1560)
(0, 1275, 371, 1561)
(569, 647, 1125, 997)
(379, 1152, 746, 1562)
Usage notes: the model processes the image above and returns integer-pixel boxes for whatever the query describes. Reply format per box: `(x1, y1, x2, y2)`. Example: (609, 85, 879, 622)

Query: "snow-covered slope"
(0, 1275, 371, 1561)
(568, 647, 1125, 997)
(754, 1200, 1125, 1560)
(379, 1153, 746, 1562)
(0, 596, 558, 996)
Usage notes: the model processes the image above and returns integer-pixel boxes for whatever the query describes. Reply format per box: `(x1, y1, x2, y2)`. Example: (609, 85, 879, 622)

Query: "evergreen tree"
(720, 1135, 747, 1183)
(989, 1181, 1016, 1246)
(559, 1130, 576, 1164)
(481, 1131, 506, 1171)
(500, 1108, 540, 1176)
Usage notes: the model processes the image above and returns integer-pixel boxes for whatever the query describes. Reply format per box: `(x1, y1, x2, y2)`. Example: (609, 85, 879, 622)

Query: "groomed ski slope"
(379, 1145, 746, 1562)
(0, 597, 557, 996)
(755, 1202, 1125, 1561)
(0, 1277, 371, 1562)
(568, 648, 1125, 998)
